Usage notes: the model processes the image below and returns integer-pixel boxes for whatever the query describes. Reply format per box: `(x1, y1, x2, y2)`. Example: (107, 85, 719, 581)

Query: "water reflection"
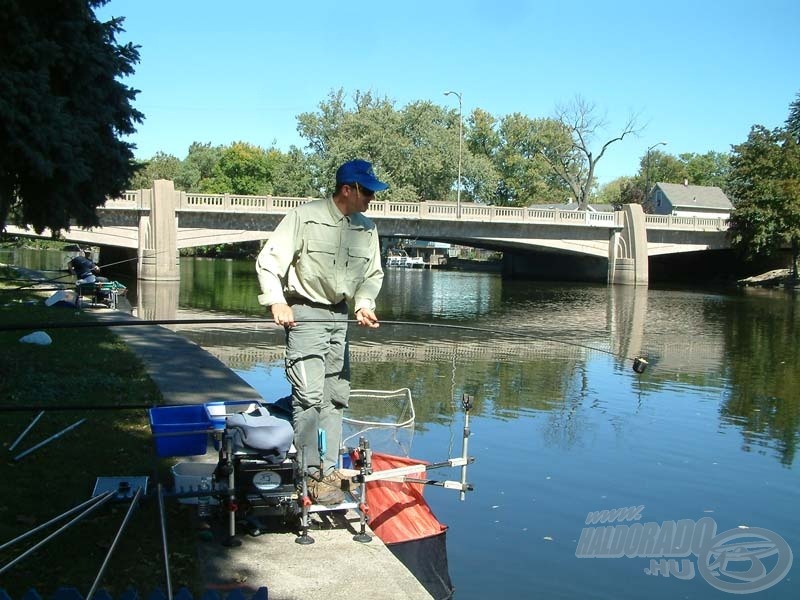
(154, 258, 800, 468)
(5, 252, 798, 466)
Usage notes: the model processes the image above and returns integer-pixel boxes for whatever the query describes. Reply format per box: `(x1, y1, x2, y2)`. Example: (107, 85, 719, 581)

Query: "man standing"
(256, 159, 387, 505)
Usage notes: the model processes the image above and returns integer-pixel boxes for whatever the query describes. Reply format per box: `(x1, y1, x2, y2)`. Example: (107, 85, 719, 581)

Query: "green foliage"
(297, 89, 461, 201)
(127, 151, 182, 189)
(643, 150, 687, 185)
(177, 142, 224, 191)
(269, 146, 317, 196)
(490, 114, 572, 206)
(787, 91, 800, 142)
(681, 151, 730, 187)
(0, 0, 143, 233)
(204, 141, 273, 195)
(728, 124, 800, 274)
(595, 176, 635, 208)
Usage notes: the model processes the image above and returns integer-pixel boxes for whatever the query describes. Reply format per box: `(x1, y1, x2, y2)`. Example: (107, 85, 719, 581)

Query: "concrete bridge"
(6, 180, 730, 285)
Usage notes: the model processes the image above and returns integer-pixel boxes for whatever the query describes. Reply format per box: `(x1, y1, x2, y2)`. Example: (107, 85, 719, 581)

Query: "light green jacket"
(255, 197, 383, 312)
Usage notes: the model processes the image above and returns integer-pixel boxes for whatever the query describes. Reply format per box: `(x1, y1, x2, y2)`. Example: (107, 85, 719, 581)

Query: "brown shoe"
(307, 472, 345, 506)
(326, 470, 351, 493)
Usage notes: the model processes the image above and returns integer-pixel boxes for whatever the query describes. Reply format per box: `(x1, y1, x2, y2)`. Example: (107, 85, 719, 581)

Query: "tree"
(540, 96, 639, 210)
(596, 176, 635, 208)
(490, 114, 571, 206)
(0, 0, 142, 234)
(269, 147, 316, 197)
(128, 152, 182, 189)
(728, 124, 800, 277)
(203, 142, 273, 195)
(297, 89, 461, 201)
(178, 142, 225, 191)
(680, 151, 730, 188)
(787, 91, 800, 142)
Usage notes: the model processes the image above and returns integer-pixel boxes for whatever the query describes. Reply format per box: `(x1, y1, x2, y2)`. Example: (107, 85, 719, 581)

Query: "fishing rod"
(7, 252, 164, 291)
(0, 317, 649, 372)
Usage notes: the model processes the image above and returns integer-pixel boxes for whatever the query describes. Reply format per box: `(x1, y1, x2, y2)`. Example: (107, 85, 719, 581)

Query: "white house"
(647, 182, 733, 218)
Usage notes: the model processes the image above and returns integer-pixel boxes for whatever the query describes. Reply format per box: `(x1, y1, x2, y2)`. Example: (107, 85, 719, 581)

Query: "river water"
(4, 249, 799, 598)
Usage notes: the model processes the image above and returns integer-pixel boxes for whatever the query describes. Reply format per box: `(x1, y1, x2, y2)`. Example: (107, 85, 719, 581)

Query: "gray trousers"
(284, 302, 350, 475)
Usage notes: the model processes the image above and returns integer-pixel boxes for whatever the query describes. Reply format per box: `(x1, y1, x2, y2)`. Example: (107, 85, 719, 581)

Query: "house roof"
(655, 182, 733, 210)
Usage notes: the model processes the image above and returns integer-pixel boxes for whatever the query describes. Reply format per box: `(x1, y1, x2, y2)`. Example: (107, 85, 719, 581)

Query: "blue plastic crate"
(148, 405, 211, 457)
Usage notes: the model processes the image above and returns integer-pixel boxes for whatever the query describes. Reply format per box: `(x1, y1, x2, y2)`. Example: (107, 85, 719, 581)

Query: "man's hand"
(271, 303, 296, 328)
(355, 307, 380, 328)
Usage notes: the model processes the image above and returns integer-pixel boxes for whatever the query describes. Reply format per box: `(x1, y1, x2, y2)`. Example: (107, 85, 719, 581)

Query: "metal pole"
(644, 141, 667, 205)
(460, 394, 473, 502)
(8, 411, 44, 452)
(0, 492, 112, 553)
(86, 486, 144, 600)
(457, 94, 463, 219)
(13, 418, 87, 461)
(444, 91, 463, 219)
(157, 483, 174, 600)
(0, 491, 115, 575)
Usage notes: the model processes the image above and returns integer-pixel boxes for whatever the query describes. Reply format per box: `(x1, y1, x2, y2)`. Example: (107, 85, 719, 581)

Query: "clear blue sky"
(96, 0, 800, 185)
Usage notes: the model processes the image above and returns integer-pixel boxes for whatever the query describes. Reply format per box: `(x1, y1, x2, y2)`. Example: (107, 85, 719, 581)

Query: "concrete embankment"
(97, 311, 433, 600)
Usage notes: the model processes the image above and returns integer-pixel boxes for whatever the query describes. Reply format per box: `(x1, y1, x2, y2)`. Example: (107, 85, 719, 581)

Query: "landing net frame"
(343, 388, 416, 457)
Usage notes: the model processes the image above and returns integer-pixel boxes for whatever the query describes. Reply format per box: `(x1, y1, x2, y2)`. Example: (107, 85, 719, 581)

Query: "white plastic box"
(205, 400, 260, 431)
(171, 462, 227, 504)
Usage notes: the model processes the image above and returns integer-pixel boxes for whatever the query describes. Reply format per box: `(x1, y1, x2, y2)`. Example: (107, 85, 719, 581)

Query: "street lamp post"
(644, 141, 667, 206)
(444, 91, 463, 219)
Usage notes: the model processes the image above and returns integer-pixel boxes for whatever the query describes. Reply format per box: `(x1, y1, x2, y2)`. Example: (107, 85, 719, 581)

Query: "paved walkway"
(97, 311, 433, 600)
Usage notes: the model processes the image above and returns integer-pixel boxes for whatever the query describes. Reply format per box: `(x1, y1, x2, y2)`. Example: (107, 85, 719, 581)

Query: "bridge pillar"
(137, 179, 180, 281)
(608, 204, 649, 286)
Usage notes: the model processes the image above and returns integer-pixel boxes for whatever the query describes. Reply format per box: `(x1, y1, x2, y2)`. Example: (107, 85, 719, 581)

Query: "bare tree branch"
(550, 96, 641, 209)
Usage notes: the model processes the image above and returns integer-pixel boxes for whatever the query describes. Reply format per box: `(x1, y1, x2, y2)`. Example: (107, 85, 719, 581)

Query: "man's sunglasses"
(353, 183, 375, 197)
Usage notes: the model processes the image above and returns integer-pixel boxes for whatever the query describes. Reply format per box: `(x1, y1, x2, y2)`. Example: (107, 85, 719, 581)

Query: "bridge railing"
(102, 190, 146, 209)
(366, 200, 620, 227)
(644, 214, 729, 231)
(103, 190, 728, 231)
(181, 193, 311, 212)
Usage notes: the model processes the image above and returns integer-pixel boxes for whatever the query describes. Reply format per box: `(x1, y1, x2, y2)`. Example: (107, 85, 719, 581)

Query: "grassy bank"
(0, 266, 200, 596)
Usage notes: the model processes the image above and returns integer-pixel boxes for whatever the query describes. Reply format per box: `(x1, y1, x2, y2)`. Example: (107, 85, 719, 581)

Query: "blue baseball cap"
(335, 159, 389, 192)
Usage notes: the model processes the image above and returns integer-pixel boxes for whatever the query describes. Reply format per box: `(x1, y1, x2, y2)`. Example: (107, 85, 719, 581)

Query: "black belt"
(287, 296, 347, 312)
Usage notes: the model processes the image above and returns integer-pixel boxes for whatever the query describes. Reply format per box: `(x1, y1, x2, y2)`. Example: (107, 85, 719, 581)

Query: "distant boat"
(385, 249, 431, 269)
(386, 250, 408, 268)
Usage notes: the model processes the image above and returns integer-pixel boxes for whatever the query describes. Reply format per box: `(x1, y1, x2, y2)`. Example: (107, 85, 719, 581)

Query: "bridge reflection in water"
(135, 268, 724, 385)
